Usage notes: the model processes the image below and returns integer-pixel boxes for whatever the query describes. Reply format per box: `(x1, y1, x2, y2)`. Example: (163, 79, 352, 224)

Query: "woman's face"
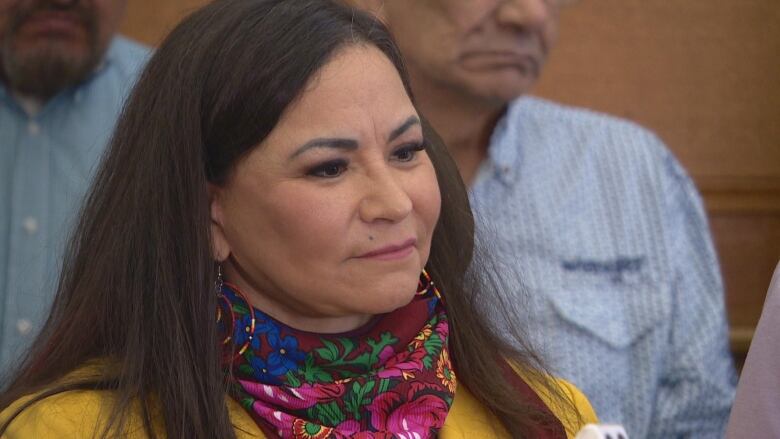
(211, 45, 441, 333)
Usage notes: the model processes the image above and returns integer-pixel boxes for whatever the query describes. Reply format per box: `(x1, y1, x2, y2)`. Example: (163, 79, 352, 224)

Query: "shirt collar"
(480, 100, 524, 186)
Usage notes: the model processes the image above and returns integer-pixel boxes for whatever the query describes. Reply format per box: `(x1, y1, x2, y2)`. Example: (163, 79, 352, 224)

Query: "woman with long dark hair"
(0, 1, 595, 437)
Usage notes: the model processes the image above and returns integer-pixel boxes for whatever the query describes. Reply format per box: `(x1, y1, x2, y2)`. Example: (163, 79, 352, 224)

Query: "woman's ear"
(208, 185, 231, 262)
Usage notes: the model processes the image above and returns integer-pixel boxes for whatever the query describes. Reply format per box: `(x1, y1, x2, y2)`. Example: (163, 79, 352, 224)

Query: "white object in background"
(574, 423, 629, 439)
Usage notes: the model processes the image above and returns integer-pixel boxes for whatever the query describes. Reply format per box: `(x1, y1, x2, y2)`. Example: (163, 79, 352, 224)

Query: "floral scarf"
(218, 278, 456, 439)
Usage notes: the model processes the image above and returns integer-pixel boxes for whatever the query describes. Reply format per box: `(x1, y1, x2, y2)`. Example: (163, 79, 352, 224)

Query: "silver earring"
(215, 264, 224, 295)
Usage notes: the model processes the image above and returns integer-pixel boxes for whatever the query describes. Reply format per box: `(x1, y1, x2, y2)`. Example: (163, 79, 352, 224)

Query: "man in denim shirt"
(0, 0, 149, 370)
(350, 0, 736, 437)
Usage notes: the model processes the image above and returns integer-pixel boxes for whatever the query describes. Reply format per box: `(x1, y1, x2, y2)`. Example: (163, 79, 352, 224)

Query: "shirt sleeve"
(648, 149, 737, 438)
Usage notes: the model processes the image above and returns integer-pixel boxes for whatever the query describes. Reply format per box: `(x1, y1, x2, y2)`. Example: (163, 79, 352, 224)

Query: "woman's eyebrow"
(388, 115, 421, 142)
(289, 115, 420, 160)
(289, 138, 358, 160)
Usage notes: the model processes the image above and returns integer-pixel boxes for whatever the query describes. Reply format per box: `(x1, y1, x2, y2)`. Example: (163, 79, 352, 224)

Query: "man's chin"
(480, 76, 538, 101)
(3, 49, 96, 98)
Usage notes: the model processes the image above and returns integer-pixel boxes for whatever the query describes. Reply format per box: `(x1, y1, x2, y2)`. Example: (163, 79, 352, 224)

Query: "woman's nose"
(358, 170, 413, 224)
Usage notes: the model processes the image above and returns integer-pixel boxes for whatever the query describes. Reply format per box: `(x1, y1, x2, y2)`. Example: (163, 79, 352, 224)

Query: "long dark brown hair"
(0, 0, 577, 437)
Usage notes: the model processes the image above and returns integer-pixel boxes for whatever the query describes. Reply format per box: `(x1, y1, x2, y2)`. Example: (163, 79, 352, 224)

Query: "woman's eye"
(393, 142, 425, 163)
(307, 160, 348, 178)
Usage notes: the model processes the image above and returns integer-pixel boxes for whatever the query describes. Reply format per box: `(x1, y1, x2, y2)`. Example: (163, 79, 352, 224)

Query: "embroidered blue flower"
(248, 354, 282, 384)
(233, 313, 262, 351)
(267, 332, 306, 375)
(427, 297, 437, 316)
(255, 318, 281, 338)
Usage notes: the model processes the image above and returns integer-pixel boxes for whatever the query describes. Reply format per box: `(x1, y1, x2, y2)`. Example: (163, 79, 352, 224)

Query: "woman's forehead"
(271, 45, 417, 141)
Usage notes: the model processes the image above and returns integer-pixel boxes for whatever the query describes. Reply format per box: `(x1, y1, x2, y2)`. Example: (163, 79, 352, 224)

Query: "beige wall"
(121, 0, 780, 356)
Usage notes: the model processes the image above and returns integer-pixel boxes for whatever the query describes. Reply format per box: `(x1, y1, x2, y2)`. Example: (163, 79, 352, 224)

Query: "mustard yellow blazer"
(1, 374, 596, 438)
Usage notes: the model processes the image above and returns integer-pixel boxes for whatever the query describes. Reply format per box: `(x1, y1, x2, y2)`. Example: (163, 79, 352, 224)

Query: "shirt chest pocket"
(545, 282, 672, 349)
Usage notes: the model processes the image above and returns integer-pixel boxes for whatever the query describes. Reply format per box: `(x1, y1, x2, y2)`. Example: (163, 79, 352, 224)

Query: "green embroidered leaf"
(285, 371, 301, 387)
(338, 337, 356, 354)
(336, 370, 360, 379)
(303, 365, 333, 383)
(366, 332, 399, 366)
(238, 364, 254, 375)
(308, 401, 346, 427)
(422, 356, 433, 369)
(351, 353, 371, 370)
(344, 397, 360, 420)
(241, 397, 254, 410)
(322, 401, 346, 426)
(315, 339, 340, 362)
(424, 334, 443, 356)
(232, 304, 250, 315)
(377, 378, 391, 394)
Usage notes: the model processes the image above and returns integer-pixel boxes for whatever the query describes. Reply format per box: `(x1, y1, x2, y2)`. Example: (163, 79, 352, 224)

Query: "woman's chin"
(366, 283, 420, 314)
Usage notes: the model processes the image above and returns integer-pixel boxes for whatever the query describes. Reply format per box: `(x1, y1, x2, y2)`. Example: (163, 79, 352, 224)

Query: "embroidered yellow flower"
(436, 349, 457, 393)
(411, 324, 433, 350)
(292, 419, 333, 439)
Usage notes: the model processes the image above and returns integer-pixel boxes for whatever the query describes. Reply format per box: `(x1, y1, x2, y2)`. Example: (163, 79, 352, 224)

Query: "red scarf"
(218, 280, 566, 439)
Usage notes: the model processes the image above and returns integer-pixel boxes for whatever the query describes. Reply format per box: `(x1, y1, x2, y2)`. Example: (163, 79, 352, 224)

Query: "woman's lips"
(357, 238, 416, 261)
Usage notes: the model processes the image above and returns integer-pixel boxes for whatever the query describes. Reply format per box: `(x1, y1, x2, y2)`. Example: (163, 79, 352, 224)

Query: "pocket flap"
(546, 284, 670, 349)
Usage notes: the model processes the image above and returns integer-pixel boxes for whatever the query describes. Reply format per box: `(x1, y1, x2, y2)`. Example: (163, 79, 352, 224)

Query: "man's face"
(374, 0, 561, 104)
(0, 0, 126, 99)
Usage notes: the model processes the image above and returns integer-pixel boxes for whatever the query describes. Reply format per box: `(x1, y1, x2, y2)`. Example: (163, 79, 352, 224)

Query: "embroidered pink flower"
(434, 320, 449, 339)
(367, 391, 449, 437)
(239, 379, 346, 410)
(376, 348, 427, 379)
(378, 345, 396, 363)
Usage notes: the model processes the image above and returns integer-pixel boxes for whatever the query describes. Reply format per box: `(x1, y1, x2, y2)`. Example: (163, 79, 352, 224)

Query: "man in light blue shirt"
(350, 0, 737, 437)
(0, 0, 149, 370)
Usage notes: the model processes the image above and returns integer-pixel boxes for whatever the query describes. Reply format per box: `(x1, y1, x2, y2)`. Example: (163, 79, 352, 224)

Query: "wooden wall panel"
(119, 1, 780, 356)
(712, 214, 780, 353)
(120, 0, 207, 46)
(534, 0, 780, 181)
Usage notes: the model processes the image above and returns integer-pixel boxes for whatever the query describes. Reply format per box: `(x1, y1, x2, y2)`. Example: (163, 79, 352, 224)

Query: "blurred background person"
(0, 0, 148, 370)
(0, 1, 596, 437)
(726, 261, 780, 438)
(347, 0, 736, 437)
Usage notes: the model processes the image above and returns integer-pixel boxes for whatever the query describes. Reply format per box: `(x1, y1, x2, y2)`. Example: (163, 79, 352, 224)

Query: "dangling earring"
(417, 268, 433, 295)
(215, 263, 224, 295)
(416, 268, 442, 300)
(214, 264, 257, 358)
(215, 264, 233, 347)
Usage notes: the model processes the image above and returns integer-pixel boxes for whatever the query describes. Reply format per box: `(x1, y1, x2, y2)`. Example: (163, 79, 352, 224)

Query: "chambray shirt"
(0, 37, 149, 371)
(471, 97, 737, 438)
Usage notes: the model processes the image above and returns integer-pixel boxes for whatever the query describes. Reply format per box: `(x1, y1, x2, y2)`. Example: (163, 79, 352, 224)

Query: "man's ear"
(208, 185, 231, 262)
(343, 0, 388, 22)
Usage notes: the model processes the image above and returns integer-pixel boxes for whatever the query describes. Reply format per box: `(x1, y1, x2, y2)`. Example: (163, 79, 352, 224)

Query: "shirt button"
(22, 217, 38, 235)
(16, 319, 33, 336)
(27, 121, 41, 136)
